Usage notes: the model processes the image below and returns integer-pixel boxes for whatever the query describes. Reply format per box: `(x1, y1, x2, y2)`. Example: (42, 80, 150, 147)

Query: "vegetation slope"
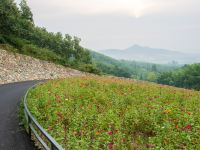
(91, 51, 180, 81)
(27, 76, 200, 149)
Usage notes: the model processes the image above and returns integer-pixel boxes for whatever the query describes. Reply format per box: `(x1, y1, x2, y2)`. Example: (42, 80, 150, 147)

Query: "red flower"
(185, 124, 192, 130)
(108, 131, 113, 135)
(108, 143, 113, 149)
(133, 143, 137, 150)
(146, 144, 155, 148)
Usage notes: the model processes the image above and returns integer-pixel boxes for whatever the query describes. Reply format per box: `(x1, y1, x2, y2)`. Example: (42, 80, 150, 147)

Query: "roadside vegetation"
(27, 76, 200, 149)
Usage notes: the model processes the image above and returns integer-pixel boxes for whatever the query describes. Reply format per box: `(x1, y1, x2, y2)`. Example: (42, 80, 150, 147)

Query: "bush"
(22, 44, 66, 65)
(0, 34, 6, 44)
(0, 44, 18, 53)
(3, 35, 29, 50)
(78, 64, 102, 74)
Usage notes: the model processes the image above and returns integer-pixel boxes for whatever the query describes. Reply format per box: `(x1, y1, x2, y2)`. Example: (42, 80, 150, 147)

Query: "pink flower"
(108, 131, 113, 135)
(108, 143, 113, 149)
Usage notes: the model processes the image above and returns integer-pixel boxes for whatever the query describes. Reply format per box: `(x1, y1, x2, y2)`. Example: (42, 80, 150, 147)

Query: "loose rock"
(0, 49, 84, 84)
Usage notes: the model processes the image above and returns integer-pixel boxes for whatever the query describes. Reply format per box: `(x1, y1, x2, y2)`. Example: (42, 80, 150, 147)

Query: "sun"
(122, 0, 153, 18)
(100, 0, 153, 18)
(61, 0, 156, 18)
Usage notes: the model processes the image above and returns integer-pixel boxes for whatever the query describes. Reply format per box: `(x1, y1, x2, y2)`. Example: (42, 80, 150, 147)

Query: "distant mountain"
(99, 45, 200, 64)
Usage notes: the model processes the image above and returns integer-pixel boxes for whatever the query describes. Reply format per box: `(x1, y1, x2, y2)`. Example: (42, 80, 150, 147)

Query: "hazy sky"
(15, 0, 200, 53)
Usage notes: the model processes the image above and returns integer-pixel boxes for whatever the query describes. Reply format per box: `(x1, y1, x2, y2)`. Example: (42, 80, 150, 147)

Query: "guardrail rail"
(24, 83, 64, 150)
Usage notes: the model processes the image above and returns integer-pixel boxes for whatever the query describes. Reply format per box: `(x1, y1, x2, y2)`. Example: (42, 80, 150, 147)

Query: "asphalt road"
(0, 81, 40, 150)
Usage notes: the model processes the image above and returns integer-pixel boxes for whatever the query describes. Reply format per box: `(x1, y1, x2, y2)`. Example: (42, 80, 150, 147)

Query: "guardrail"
(24, 83, 64, 150)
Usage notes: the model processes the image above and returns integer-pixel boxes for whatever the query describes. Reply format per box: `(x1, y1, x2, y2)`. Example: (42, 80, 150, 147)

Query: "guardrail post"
(28, 115, 32, 138)
(51, 143, 59, 150)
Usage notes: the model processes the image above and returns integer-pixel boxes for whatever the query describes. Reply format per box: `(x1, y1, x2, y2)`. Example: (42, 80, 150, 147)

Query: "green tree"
(157, 63, 200, 90)
(19, 0, 33, 22)
(151, 64, 157, 72)
(0, 0, 20, 35)
(146, 72, 157, 82)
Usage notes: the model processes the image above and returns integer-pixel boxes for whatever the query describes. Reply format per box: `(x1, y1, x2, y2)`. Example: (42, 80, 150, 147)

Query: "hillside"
(27, 76, 200, 149)
(91, 50, 180, 81)
(0, 48, 83, 84)
(99, 45, 200, 64)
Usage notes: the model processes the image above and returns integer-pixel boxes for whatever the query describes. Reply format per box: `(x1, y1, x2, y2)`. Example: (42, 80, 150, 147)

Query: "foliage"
(77, 64, 101, 75)
(19, 0, 33, 22)
(0, 0, 21, 35)
(27, 77, 200, 149)
(0, 0, 99, 73)
(158, 63, 200, 90)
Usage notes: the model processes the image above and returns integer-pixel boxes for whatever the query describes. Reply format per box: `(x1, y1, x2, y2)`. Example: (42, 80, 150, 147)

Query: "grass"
(27, 76, 200, 149)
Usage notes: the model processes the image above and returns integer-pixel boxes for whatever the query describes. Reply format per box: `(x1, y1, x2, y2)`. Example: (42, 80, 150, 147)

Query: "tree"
(19, 0, 33, 22)
(151, 64, 157, 72)
(0, 0, 20, 35)
(146, 72, 157, 82)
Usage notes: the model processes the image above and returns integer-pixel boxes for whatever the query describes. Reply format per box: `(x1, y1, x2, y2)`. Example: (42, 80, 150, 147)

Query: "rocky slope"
(0, 49, 84, 84)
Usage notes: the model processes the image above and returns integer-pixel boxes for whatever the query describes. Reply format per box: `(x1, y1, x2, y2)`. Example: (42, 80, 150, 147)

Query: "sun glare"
(61, 0, 156, 18)
(101, 0, 155, 18)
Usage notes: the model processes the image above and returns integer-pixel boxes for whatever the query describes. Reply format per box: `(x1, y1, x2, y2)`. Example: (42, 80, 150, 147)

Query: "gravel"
(0, 49, 84, 84)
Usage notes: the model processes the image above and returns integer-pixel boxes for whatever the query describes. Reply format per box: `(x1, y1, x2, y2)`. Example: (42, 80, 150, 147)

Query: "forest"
(91, 51, 200, 90)
(91, 51, 180, 80)
(157, 63, 200, 90)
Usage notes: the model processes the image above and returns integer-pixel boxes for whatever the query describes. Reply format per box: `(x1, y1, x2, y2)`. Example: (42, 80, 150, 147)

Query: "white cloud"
(43, 0, 158, 18)
(26, 0, 200, 18)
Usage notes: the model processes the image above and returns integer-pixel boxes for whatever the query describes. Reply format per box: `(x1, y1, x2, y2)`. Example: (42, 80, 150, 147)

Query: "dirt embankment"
(0, 49, 84, 84)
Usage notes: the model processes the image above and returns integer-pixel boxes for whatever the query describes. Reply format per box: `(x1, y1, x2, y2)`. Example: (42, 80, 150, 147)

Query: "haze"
(15, 0, 200, 53)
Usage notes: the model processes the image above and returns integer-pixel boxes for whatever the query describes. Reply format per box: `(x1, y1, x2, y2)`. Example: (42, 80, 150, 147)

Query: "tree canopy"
(157, 63, 200, 90)
(0, 0, 98, 73)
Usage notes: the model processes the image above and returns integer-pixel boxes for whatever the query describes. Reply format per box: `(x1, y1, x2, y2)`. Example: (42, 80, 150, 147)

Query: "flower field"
(27, 76, 200, 149)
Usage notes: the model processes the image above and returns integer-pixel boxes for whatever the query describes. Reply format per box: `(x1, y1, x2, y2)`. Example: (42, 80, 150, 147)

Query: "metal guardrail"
(24, 83, 64, 150)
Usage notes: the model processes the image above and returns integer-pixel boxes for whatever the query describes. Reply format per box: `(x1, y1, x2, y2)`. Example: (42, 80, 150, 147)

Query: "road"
(0, 81, 40, 150)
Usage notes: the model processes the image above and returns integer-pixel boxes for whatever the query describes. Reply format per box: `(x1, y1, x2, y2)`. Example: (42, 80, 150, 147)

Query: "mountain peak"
(127, 44, 143, 49)
(99, 45, 200, 64)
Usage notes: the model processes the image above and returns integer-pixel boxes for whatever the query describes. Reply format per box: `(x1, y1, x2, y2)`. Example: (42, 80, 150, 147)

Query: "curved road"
(0, 81, 40, 150)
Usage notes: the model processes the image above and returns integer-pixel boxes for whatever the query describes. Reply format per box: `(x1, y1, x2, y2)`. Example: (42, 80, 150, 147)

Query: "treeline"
(0, 0, 99, 73)
(91, 51, 179, 80)
(157, 63, 200, 90)
(92, 51, 200, 91)
(91, 51, 132, 78)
